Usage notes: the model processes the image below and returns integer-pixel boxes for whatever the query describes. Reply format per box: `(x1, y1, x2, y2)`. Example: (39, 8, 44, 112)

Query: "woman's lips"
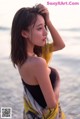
(42, 38, 46, 41)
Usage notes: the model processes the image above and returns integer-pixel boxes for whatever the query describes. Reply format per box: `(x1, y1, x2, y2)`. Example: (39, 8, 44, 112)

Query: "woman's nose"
(43, 28, 47, 36)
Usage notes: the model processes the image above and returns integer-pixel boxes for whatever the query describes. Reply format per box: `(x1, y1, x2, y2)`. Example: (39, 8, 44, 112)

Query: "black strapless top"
(22, 67, 57, 108)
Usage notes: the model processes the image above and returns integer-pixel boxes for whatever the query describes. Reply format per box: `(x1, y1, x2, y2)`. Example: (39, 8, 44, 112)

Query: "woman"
(11, 4, 66, 119)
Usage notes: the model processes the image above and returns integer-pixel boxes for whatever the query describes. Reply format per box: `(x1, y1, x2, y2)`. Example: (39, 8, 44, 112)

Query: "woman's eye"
(37, 27, 42, 30)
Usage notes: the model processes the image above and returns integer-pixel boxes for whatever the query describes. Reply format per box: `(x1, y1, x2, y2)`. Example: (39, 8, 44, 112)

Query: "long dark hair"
(11, 6, 47, 67)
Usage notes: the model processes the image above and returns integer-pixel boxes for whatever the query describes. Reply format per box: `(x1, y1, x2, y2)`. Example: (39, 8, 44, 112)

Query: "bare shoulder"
(31, 56, 48, 72)
(21, 56, 48, 77)
(32, 57, 49, 78)
(20, 56, 47, 73)
(33, 56, 47, 66)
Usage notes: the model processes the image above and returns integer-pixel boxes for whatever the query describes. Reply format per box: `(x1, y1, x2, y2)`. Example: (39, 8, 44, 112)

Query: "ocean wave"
(59, 27, 80, 32)
(0, 26, 10, 31)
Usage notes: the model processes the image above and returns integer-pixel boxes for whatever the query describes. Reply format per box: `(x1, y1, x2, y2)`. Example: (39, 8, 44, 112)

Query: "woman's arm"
(34, 57, 57, 109)
(37, 4, 65, 52)
(46, 20, 65, 51)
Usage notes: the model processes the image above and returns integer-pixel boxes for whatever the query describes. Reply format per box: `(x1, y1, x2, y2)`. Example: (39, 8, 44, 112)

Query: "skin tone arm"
(37, 4, 65, 51)
(34, 57, 57, 108)
(46, 21, 65, 51)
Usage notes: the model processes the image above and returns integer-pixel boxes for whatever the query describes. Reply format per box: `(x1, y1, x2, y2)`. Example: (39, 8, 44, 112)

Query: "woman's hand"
(36, 4, 50, 24)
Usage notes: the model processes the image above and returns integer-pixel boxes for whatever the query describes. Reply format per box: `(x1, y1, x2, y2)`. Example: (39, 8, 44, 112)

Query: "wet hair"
(11, 6, 47, 67)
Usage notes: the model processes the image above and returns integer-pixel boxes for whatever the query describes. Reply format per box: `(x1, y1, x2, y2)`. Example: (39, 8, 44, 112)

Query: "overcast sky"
(0, 0, 80, 28)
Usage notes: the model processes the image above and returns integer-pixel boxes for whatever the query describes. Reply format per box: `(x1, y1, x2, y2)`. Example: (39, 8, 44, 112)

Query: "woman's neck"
(27, 51, 35, 57)
(26, 42, 35, 56)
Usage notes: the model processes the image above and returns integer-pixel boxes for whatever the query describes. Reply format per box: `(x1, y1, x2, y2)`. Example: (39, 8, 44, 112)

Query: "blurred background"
(0, 0, 80, 118)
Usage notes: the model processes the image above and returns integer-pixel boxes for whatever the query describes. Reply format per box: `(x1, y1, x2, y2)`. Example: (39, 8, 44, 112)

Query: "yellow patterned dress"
(23, 85, 66, 119)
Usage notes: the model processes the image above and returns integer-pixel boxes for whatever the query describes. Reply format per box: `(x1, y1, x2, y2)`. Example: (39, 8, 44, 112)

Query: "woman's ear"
(21, 30, 29, 38)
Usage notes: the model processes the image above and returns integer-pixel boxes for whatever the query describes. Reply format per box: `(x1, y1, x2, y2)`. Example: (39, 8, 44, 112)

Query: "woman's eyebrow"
(36, 23, 45, 27)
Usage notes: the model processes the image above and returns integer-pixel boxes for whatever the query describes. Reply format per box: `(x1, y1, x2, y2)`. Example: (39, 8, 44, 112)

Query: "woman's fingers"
(36, 4, 47, 12)
(36, 4, 50, 24)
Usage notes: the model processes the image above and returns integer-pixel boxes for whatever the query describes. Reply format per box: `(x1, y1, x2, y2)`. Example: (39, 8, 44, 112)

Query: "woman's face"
(28, 14, 47, 46)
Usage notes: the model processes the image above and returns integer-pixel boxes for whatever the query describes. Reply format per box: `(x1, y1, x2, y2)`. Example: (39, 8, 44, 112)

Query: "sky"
(0, 0, 80, 28)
